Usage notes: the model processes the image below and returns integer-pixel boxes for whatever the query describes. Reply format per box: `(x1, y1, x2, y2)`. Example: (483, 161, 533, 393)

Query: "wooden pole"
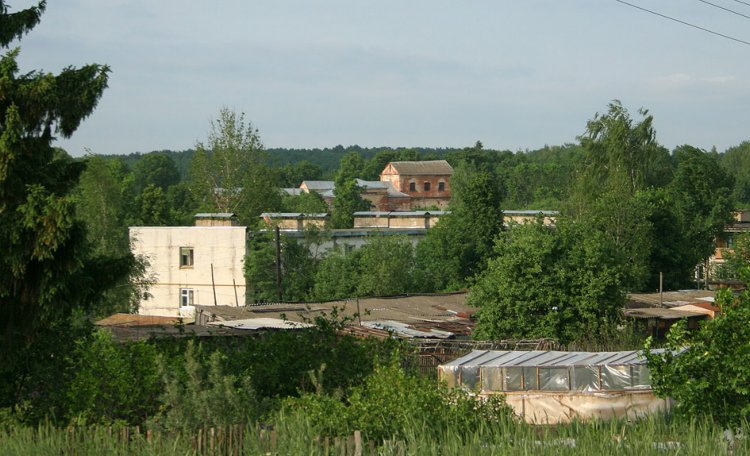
(233, 278, 239, 307)
(211, 263, 218, 306)
(659, 271, 663, 307)
(275, 226, 282, 302)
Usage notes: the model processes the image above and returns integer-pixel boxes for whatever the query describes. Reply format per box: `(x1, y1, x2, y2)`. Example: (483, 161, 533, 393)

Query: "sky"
(11, 0, 750, 156)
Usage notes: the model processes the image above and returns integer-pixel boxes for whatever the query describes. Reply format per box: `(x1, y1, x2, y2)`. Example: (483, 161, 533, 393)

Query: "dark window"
(180, 247, 194, 267)
(424, 182, 431, 191)
(409, 182, 416, 192)
(438, 182, 445, 192)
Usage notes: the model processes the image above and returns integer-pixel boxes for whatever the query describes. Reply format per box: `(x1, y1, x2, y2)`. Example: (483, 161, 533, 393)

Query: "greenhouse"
(438, 349, 673, 423)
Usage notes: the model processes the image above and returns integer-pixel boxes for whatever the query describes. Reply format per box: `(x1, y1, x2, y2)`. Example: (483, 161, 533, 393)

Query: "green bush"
(281, 359, 513, 442)
(646, 288, 750, 425)
(64, 330, 161, 425)
(149, 341, 257, 431)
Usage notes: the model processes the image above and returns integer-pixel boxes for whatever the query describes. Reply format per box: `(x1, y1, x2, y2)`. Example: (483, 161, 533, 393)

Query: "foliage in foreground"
(646, 288, 750, 426)
(0, 414, 746, 455)
(280, 360, 513, 442)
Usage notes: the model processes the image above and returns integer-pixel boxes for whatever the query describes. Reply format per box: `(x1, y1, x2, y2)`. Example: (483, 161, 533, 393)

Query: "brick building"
(379, 160, 453, 209)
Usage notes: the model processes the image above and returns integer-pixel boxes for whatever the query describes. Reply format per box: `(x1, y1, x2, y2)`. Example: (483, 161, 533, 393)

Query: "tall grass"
(0, 415, 746, 455)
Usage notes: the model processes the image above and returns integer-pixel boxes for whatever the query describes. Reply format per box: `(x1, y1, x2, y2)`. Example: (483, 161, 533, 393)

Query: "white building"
(130, 214, 247, 318)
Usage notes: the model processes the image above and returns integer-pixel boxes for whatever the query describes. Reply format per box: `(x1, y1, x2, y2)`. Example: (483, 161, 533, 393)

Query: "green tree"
(132, 152, 180, 193)
(244, 229, 321, 303)
(331, 152, 370, 229)
(281, 190, 328, 214)
(668, 146, 735, 272)
(76, 156, 147, 316)
(75, 156, 129, 255)
(188, 108, 280, 226)
(311, 247, 361, 301)
(356, 236, 415, 297)
(574, 100, 671, 201)
(277, 160, 323, 187)
(720, 141, 750, 205)
(64, 330, 161, 425)
(471, 218, 627, 344)
(415, 164, 503, 291)
(132, 183, 171, 226)
(0, 1, 132, 409)
(646, 288, 750, 425)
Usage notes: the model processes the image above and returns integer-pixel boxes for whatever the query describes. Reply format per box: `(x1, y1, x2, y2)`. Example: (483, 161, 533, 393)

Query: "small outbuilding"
(438, 349, 673, 424)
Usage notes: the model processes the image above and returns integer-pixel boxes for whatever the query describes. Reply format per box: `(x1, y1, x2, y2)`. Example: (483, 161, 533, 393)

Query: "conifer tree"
(0, 1, 129, 398)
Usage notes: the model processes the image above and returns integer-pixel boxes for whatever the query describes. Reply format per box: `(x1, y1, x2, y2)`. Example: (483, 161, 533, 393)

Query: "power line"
(698, 0, 750, 20)
(614, 0, 750, 47)
(730, 0, 750, 7)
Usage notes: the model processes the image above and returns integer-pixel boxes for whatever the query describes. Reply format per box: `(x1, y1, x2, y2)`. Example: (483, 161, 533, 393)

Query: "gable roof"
(301, 180, 335, 191)
(386, 160, 453, 176)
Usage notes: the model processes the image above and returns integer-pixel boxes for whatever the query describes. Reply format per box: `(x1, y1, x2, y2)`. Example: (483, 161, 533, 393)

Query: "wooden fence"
(55, 425, 372, 455)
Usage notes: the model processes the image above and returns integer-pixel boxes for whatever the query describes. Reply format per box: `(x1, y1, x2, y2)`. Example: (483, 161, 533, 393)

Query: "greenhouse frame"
(438, 349, 674, 423)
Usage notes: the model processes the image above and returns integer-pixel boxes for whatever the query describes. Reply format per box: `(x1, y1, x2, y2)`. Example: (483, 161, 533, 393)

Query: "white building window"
(180, 247, 194, 268)
(180, 288, 194, 307)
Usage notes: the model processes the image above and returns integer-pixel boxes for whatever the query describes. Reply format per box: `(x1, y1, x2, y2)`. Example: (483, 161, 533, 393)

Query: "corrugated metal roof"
(623, 308, 706, 320)
(363, 320, 454, 339)
(387, 160, 454, 176)
(627, 290, 716, 308)
(195, 293, 474, 339)
(442, 349, 667, 368)
(207, 318, 313, 330)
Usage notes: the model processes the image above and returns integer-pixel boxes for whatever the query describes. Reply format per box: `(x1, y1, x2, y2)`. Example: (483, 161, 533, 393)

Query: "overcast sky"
(11, 0, 750, 156)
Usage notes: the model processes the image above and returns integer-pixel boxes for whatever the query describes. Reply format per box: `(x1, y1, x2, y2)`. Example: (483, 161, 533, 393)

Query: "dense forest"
(4, 1, 750, 451)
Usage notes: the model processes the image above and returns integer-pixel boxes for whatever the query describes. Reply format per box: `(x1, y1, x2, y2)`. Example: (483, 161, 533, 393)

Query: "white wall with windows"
(130, 226, 247, 317)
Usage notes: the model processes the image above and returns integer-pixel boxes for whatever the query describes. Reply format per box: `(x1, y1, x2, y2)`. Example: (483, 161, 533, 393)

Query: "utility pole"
(275, 226, 282, 302)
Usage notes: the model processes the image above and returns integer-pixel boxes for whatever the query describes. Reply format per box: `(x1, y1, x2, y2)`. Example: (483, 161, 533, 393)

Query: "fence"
(406, 338, 559, 376)
(37, 425, 372, 456)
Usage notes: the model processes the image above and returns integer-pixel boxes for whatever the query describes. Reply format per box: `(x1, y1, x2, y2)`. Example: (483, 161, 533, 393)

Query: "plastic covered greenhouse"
(438, 350, 673, 423)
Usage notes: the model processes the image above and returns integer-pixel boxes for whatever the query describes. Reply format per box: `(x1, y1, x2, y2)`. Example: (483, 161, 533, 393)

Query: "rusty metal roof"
(96, 313, 185, 327)
(195, 293, 475, 339)
(623, 307, 707, 320)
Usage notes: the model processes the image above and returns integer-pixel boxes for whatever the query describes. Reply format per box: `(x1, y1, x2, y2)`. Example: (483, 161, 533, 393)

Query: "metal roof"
(503, 210, 559, 216)
(301, 180, 335, 190)
(353, 211, 448, 217)
(194, 213, 236, 219)
(623, 307, 707, 320)
(207, 318, 313, 330)
(386, 160, 454, 176)
(363, 320, 454, 339)
(260, 212, 328, 218)
(627, 290, 716, 308)
(442, 349, 668, 368)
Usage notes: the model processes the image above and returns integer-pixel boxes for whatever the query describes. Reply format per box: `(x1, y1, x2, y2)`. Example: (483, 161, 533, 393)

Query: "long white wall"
(130, 226, 247, 317)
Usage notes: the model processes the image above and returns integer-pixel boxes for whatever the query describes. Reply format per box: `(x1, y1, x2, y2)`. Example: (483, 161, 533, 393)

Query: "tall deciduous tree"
(0, 1, 132, 405)
(470, 219, 627, 344)
(415, 164, 503, 291)
(331, 152, 370, 229)
(189, 108, 280, 226)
